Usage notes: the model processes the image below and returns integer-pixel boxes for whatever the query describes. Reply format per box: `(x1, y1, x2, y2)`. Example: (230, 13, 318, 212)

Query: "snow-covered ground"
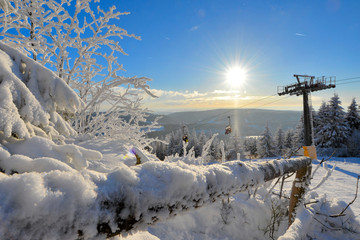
(119, 157, 360, 240)
(75, 138, 360, 240)
(312, 158, 359, 220)
(1, 135, 359, 240)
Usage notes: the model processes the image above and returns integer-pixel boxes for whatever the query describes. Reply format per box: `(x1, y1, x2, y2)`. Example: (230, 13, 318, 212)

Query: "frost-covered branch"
(0, 42, 82, 140)
(0, 0, 159, 148)
(310, 162, 335, 191)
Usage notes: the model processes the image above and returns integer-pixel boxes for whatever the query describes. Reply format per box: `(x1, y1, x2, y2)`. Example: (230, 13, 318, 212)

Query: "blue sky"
(104, 0, 360, 112)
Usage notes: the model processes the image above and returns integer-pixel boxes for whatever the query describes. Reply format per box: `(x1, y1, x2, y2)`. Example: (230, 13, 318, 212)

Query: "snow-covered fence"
(97, 157, 311, 238)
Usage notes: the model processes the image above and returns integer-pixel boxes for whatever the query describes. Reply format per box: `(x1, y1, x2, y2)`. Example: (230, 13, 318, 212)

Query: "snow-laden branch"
(310, 162, 335, 191)
(0, 0, 159, 149)
(0, 41, 82, 140)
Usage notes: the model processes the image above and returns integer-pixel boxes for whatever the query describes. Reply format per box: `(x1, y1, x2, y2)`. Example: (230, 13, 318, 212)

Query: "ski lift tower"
(277, 74, 335, 226)
(277, 74, 336, 146)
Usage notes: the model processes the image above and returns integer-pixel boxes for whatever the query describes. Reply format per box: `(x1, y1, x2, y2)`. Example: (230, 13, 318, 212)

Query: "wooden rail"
(96, 157, 311, 238)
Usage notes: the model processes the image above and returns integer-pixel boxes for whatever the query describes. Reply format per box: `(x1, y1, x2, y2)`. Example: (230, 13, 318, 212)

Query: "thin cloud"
(198, 9, 206, 18)
(295, 33, 306, 37)
(111, 86, 304, 112)
(190, 25, 200, 31)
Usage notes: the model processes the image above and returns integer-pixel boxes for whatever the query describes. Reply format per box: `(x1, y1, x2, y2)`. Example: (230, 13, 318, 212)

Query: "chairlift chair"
(182, 125, 189, 143)
(225, 125, 232, 135)
(225, 116, 232, 135)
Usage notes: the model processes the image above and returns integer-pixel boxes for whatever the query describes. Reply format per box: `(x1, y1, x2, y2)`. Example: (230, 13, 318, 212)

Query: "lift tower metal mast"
(277, 74, 336, 146)
(277, 74, 336, 226)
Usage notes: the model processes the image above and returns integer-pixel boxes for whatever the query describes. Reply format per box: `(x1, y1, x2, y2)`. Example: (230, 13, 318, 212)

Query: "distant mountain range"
(147, 109, 302, 138)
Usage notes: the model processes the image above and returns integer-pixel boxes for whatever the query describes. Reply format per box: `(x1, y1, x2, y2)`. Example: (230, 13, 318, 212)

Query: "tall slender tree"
(346, 98, 360, 132)
(318, 94, 350, 149)
(293, 115, 305, 148)
(274, 127, 285, 156)
(256, 123, 275, 158)
(314, 102, 329, 147)
(284, 129, 294, 149)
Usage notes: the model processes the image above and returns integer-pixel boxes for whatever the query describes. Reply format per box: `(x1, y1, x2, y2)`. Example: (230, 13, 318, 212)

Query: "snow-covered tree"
(196, 131, 207, 157)
(284, 128, 294, 151)
(314, 102, 329, 147)
(293, 115, 305, 148)
(274, 127, 285, 156)
(0, 41, 103, 174)
(0, 0, 159, 148)
(209, 136, 221, 161)
(226, 135, 244, 160)
(166, 130, 183, 156)
(317, 94, 350, 149)
(346, 98, 360, 132)
(243, 137, 257, 158)
(0, 42, 82, 141)
(257, 123, 275, 158)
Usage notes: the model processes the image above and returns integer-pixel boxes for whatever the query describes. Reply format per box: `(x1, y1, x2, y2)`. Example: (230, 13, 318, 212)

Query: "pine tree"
(346, 98, 360, 132)
(284, 129, 294, 150)
(293, 115, 305, 148)
(226, 135, 244, 160)
(314, 102, 329, 147)
(195, 131, 207, 157)
(274, 128, 285, 156)
(210, 137, 221, 161)
(345, 98, 360, 156)
(243, 137, 257, 158)
(318, 94, 350, 149)
(256, 123, 275, 158)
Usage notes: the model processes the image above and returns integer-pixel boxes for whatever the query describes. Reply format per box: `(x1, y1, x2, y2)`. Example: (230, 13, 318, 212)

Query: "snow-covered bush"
(0, 0, 160, 149)
(0, 42, 82, 140)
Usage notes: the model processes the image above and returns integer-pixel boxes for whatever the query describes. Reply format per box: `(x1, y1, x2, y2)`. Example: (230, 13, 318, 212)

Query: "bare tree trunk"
(28, 0, 37, 61)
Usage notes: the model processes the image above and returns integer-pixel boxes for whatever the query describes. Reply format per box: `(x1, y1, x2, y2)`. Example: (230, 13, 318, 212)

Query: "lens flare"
(225, 66, 247, 88)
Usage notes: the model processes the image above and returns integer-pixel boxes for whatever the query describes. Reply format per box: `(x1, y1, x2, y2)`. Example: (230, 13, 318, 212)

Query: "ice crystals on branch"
(0, 42, 83, 140)
(0, 0, 160, 148)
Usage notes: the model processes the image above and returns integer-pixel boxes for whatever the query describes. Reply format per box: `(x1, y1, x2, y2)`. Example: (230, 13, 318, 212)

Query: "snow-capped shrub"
(0, 42, 83, 140)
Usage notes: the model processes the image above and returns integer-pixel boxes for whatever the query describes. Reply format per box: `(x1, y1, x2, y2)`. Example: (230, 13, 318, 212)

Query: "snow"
(0, 42, 359, 240)
(2, 133, 359, 239)
(0, 42, 83, 139)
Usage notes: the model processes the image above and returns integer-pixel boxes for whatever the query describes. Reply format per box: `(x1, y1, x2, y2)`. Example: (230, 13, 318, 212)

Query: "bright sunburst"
(225, 66, 247, 88)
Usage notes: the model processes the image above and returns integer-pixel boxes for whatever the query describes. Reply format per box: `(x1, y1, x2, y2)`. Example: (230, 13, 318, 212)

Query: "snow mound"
(0, 42, 83, 140)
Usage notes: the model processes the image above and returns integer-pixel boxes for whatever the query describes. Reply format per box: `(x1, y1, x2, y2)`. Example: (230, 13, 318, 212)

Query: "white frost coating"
(310, 162, 335, 191)
(0, 170, 99, 240)
(278, 205, 312, 240)
(1, 155, 75, 174)
(132, 146, 151, 163)
(220, 140, 225, 163)
(0, 81, 30, 138)
(0, 42, 83, 138)
(2, 136, 102, 171)
(0, 42, 83, 113)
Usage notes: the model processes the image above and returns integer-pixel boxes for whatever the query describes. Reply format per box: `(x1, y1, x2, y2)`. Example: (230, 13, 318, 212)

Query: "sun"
(225, 66, 247, 88)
